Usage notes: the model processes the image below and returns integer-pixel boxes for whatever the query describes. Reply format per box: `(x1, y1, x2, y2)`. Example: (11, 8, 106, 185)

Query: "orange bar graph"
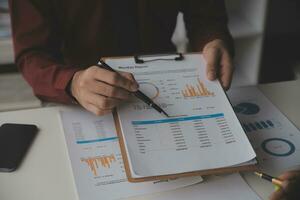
(81, 154, 116, 176)
(182, 78, 214, 97)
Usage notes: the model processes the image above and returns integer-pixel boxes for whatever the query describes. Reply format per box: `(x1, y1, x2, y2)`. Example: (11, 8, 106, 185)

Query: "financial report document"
(228, 86, 300, 174)
(60, 108, 203, 200)
(106, 54, 256, 178)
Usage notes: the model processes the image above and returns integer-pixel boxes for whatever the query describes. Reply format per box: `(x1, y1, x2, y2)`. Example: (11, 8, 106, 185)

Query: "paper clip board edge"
(112, 110, 137, 182)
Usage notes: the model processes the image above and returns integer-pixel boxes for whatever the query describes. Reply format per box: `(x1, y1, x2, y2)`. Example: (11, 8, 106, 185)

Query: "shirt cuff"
(52, 67, 80, 104)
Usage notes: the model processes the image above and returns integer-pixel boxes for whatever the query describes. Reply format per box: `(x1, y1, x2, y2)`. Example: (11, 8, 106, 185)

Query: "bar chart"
(81, 154, 118, 176)
(181, 78, 215, 97)
(242, 120, 275, 133)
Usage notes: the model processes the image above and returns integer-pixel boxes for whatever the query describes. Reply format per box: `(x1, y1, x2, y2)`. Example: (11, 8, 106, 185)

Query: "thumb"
(203, 47, 220, 81)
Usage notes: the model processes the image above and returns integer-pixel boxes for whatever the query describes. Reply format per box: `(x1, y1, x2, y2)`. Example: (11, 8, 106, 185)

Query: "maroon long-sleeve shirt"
(9, 0, 233, 104)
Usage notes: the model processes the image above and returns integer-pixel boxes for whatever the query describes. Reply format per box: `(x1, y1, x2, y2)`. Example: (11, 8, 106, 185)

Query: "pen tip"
(162, 111, 169, 118)
(254, 171, 261, 176)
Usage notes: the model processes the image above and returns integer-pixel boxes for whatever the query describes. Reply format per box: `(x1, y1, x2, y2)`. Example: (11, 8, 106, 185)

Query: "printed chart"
(131, 76, 217, 116)
(261, 138, 295, 157)
(234, 102, 260, 115)
(81, 154, 118, 176)
(60, 109, 204, 200)
(74, 129, 126, 181)
(112, 55, 255, 177)
(181, 78, 215, 98)
(242, 120, 275, 133)
(228, 87, 300, 173)
(139, 82, 160, 100)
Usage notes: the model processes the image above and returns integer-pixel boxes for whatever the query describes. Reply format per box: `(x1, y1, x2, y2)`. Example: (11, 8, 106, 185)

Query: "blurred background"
(0, 0, 300, 109)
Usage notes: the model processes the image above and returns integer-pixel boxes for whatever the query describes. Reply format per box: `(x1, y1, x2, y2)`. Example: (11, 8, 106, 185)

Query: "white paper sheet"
(60, 108, 203, 200)
(227, 86, 300, 174)
(106, 54, 256, 177)
(143, 173, 261, 200)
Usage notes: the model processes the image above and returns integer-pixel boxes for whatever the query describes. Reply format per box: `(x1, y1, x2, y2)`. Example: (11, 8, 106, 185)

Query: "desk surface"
(0, 80, 299, 200)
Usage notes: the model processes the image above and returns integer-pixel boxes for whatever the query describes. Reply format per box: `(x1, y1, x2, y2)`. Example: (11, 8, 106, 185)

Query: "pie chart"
(233, 102, 260, 115)
(261, 138, 295, 157)
(139, 82, 160, 100)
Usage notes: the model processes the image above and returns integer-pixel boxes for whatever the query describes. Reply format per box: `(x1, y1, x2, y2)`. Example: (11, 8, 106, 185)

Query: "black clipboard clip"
(134, 53, 184, 64)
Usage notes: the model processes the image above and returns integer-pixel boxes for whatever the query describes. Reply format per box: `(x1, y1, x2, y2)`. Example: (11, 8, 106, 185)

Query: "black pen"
(254, 172, 283, 188)
(98, 59, 169, 117)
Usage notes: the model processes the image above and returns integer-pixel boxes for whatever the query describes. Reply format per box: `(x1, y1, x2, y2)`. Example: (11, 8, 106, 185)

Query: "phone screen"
(0, 123, 38, 172)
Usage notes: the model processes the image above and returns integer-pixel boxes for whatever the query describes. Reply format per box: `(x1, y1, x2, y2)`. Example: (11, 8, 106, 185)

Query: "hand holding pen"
(69, 58, 169, 117)
(98, 60, 169, 117)
(254, 171, 300, 200)
(270, 170, 300, 200)
(70, 65, 139, 116)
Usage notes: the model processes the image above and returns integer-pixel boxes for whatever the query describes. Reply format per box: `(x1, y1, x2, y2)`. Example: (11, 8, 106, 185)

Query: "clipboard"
(102, 53, 258, 183)
(134, 53, 184, 63)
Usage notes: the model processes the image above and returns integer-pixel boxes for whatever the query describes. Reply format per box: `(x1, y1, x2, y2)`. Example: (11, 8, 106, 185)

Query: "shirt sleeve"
(181, 0, 234, 56)
(8, 0, 80, 104)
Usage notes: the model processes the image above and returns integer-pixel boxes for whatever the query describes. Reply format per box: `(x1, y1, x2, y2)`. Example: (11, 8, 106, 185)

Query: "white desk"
(0, 80, 299, 200)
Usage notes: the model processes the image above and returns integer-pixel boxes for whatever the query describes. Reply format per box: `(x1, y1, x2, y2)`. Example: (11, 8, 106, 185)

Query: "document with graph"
(60, 108, 203, 200)
(106, 54, 257, 181)
(227, 86, 300, 175)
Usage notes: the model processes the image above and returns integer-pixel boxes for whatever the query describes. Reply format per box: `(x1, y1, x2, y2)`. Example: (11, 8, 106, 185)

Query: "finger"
(278, 171, 300, 181)
(84, 103, 112, 116)
(90, 67, 139, 92)
(203, 47, 221, 81)
(118, 71, 138, 84)
(87, 93, 121, 110)
(269, 188, 285, 200)
(219, 52, 234, 90)
(88, 79, 131, 100)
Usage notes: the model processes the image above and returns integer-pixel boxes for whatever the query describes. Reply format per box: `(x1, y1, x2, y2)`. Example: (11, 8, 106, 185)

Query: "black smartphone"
(0, 123, 38, 172)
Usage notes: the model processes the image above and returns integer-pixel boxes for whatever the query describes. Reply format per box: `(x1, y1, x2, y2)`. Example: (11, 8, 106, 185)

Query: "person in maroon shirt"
(9, 0, 234, 116)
